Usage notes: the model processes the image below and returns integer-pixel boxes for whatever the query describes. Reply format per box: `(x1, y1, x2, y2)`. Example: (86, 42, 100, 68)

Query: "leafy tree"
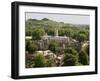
(58, 29, 65, 36)
(46, 58, 56, 67)
(34, 53, 46, 67)
(29, 43, 38, 53)
(26, 29, 32, 36)
(79, 50, 89, 65)
(73, 33, 87, 42)
(32, 28, 45, 40)
(42, 18, 49, 21)
(63, 48, 79, 66)
(58, 28, 74, 37)
(64, 29, 73, 37)
(79, 30, 89, 39)
(46, 28, 55, 36)
(79, 34, 87, 42)
(64, 48, 78, 56)
(26, 40, 38, 53)
(63, 54, 78, 66)
(25, 40, 31, 51)
(49, 41, 59, 53)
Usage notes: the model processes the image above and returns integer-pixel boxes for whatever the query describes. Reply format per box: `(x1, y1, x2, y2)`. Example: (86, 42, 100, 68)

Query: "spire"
(55, 28, 58, 36)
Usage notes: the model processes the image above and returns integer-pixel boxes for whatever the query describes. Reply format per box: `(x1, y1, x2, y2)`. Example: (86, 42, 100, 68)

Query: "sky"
(25, 12, 90, 25)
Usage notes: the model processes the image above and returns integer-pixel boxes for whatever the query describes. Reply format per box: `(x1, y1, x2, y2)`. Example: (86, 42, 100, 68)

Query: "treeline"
(26, 18, 89, 42)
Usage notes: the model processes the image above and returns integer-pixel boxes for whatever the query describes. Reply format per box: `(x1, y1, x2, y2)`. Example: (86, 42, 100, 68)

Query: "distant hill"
(25, 18, 89, 29)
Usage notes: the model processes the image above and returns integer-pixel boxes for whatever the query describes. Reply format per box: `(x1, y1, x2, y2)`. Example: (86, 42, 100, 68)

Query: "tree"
(34, 53, 46, 67)
(46, 28, 55, 36)
(63, 48, 79, 66)
(46, 58, 56, 67)
(64, 28, 73, 37)
(58, 29, 65, 36)
(64, 48, 78, 56)
(26, 40, 38, 53)
(25, 40, 31, 51)
(32, 28, 45, 40)
(63, 54, 78, 66)
(79, 30, 89, 40)
(26, 29, 32, 36)
(42, 18, 49, 21)
(49, 41, 59, 53)
(79, 50, 89, 65)
(72, 31, 87, 42)
(78, 34, 87, 42)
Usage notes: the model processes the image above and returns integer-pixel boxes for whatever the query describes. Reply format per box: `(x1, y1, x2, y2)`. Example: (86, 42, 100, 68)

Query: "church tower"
(55, 28, 58, 36)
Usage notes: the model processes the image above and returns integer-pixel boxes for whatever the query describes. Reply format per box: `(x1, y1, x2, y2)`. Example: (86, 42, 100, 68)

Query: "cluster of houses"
(26, 50, 64, 67)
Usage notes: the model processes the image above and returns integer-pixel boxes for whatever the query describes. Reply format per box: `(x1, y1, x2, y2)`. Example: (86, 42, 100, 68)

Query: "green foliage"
(26, 40, 38, 53)
(79, 34, 87, 42)
(79, 30, 89, 38)
(34, 53, 46, 67)
(46, 58, 56, 67)
(65, 29, 73, 37)
(26, 18, 89, 42)
(26, 30, 32, 36)
(28, 43, 38, 53)
(64, 48, 78, 56)
(25, 40, 30, 51)
(32, 28, 45, 40)
(63, 54, 78, 66)
(58, 28, 73, 37)
(42, 18, 49, 21)
(25, 60, 35, 68)
(49, 41, 59, 53)
(63, 48, 79, 66)
(58, 29, 66, 36)
(45, 28, 55, 36)
(73, 33, 87, 42)
(72, 30, 89, 42)
(79, 50, 89, 65)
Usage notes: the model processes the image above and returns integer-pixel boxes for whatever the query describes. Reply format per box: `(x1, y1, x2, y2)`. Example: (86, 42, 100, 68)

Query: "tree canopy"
(79, 50, 89, 65)
(32, 28, 45, 40)
(63, 54, 78, 66)
(34, 53, 46, 67)
(26, 40, 38, 53)
(63, 48, 79, 66)
(49, 41, 59, 53)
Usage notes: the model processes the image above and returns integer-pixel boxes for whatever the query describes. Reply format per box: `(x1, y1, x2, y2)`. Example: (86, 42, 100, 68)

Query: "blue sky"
(25, 12, 89, 25)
